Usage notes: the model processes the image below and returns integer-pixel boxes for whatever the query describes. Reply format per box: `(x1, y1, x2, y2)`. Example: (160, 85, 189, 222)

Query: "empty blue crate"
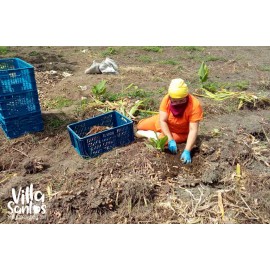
(0, 58, 37, 95)
(67, 111, 134, 158)
(0, 112, 44, 139)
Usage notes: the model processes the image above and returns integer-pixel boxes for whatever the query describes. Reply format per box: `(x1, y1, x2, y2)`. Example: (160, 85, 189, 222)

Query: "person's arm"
(180, 121, 199, 163)
(185, 121, 199, 151)
(159, 110, 173, 141)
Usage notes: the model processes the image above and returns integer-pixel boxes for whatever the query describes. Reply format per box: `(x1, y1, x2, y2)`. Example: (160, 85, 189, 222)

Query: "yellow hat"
(168, 78, 189, 98)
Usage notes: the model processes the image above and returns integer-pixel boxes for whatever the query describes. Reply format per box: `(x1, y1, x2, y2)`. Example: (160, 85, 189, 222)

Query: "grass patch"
(159, 59, 180, 65)
(138, 55, 152, 63)
(101, 47, 118, 57)
(177, 46, 204, 52)
(46, 117, 67, 129)
(29, 51, 39, 56)
(203, 80, 250, 91)
(157, 87, 166, 94)
(0, 46, 8, 55)
(204, 56, 227, 62)
(185, 54, 204, 62)
(101, 92, 123, 102)
(142, 46, 163, 53)
(260, 66, 270, 72)
(101, 84, 151, 101)
(44, 97, 74, 109)
(233, 81, 249, 90)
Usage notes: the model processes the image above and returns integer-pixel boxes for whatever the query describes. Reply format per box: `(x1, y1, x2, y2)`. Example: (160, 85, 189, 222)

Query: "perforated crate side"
(82, 129, 118, 158)
(0, 58, 37, 95)
(0, 91, 41, 118)
(67, 111, 134, 158)
(0, 112, 44, 139)
(67, 128, 86, 157)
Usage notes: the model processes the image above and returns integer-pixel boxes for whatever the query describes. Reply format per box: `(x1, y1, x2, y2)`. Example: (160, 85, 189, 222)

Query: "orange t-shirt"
(155, 94, 203, 134)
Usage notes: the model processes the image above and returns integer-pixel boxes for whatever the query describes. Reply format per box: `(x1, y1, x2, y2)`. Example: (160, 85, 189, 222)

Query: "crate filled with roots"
(67, 111, 134, 158)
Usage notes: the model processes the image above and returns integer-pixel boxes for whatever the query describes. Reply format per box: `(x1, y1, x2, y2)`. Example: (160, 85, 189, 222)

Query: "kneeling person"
(136, 78, 203, 164)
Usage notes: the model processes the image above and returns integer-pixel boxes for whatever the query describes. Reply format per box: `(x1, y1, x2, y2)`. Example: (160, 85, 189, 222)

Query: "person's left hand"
(180, 149, 191, 164)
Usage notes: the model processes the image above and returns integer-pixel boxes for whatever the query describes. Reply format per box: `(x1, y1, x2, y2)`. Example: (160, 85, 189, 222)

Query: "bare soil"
(0, 46, 269, 224)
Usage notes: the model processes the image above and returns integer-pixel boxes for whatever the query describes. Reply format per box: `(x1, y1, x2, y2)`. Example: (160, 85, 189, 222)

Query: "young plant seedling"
(149, 132, 168, 152)
(211, 128, 221, 137)
(198, 61, 209, 86)
(91, 80, 107, 99)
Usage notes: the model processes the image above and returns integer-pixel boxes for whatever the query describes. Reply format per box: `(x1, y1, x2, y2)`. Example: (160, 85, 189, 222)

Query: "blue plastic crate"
(67, 111, 134, 158)
(0, 112, 44, 139)
(0, 58, 37, 95)
(0, 90, 41, 118)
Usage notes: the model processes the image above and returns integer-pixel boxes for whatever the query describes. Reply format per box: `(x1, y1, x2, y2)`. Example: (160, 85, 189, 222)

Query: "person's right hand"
(168, 140, 177, 154)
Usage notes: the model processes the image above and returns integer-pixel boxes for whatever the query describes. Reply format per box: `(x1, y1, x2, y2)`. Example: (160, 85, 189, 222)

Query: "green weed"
(138, 55, 152, 63)
(101, 92, 122, 102)
(0, 46, 8, 55)
(159, 59, 179, 65)
(204, 56, 227, 62)
(101, 47, 117, 57)
(234, 81, 249, 90)
(46, 118, 67, 129)
(29, 51, 39, 56)
(157, 87, 166, 94)
(260, 66, 270, 72)
(142, 46, 163, 53)
(177, 46, 204, 52)
(101, 84, 151, 102)
(127, 87, 149, 99)
(44, 97, 73, 109)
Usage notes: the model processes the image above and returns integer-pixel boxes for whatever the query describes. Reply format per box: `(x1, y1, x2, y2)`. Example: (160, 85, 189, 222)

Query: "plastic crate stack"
(0, 58, 43, 139)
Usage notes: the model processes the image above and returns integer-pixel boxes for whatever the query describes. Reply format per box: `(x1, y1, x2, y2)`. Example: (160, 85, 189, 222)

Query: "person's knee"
(173, 134, 188, 143)
(137, 116, 157, 131)
(137, 119, 145, 130)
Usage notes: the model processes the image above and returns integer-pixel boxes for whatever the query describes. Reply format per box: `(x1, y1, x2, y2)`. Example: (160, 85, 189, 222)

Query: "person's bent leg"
(157, 132, 187, 144)
(172, 133, 188, 143)
(137, 115, 159, 131)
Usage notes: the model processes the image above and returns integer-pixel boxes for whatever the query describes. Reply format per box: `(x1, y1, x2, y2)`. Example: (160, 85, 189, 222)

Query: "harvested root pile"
(85, 126, 112, 136)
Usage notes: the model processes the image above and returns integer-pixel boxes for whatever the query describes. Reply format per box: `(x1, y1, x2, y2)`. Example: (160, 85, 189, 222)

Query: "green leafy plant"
(92, 80, 107, 99)
(198, 61, 209, 84)
(149, 132, 168, 152)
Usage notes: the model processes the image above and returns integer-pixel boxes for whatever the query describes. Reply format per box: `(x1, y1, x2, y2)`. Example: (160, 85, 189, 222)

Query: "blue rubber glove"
(168, 140, 177, 154)
(180, 149, 192, 164)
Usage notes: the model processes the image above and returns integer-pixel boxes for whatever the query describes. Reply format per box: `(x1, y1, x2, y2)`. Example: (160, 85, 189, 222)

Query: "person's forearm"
(185, 129, 198, 151)
(160, 120, 173, 141)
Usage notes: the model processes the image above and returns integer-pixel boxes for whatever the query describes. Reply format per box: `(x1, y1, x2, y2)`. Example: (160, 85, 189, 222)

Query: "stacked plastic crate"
(0, 58, 43, 139)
